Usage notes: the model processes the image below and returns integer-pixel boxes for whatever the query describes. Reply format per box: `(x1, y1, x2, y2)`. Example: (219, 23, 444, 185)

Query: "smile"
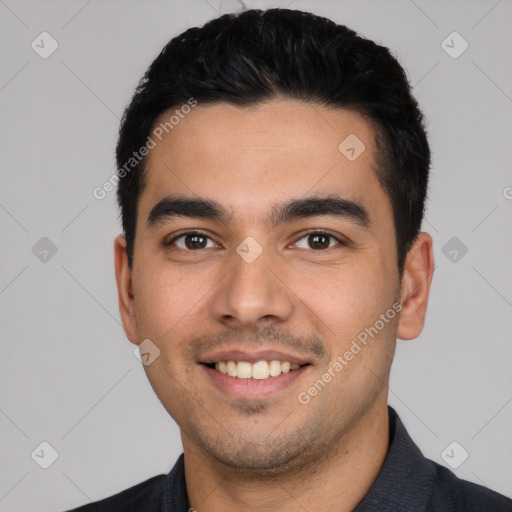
(209, 360, 303, 380)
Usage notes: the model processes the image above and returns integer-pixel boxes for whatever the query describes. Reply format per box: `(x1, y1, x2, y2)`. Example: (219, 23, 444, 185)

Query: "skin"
(114, 99, 434, 511)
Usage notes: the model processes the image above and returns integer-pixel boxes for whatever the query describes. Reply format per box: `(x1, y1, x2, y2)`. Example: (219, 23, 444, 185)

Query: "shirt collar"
(162, 406, 433, 511)
(162, 452, 188, 511)
(354, 406, 433, 511)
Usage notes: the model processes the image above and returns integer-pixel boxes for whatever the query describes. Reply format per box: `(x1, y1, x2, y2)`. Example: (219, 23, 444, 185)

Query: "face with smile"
(115, 99, 432, 477)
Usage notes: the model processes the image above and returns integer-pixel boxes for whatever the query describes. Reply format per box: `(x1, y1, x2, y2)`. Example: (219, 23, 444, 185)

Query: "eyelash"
(165, 230, 346, 251)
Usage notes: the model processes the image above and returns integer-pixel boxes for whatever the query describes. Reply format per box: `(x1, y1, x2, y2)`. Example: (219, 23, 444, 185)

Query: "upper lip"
(200, 349, 311, 365)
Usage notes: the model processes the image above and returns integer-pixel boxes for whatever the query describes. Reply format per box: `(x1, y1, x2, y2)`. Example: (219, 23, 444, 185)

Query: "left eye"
(294, 233, 342, 250)
(170, 232, 218, 250)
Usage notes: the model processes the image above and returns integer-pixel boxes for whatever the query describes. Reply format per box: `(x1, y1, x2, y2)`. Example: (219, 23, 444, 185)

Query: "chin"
(192, 423, 331, 479)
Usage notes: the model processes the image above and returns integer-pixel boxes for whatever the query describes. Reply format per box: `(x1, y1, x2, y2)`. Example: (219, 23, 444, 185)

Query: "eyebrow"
(146, 195, 370, 229)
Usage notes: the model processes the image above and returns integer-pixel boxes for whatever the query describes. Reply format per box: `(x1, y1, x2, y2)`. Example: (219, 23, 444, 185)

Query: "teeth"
(226, 360, 237, 377)
(237, 361, 252, 379)
(213, 360, 302, 379)
(269, 360, 281, 376)
(252, 361, 269, 379)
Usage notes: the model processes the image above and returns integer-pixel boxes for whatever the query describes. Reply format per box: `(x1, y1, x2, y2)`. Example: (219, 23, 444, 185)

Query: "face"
(115, 99, 431, 475)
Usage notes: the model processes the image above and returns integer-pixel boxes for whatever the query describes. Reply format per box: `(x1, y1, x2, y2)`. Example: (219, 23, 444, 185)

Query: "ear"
(114, 235, 138, 344)
(397, 232, 435, 340)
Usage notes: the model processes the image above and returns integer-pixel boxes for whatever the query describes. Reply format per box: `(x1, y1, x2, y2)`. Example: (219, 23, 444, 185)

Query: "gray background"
(1, 0, 511, 510)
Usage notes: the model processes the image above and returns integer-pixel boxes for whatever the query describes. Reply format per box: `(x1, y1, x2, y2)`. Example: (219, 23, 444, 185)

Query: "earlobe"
(114, 235, 138, 344)
(396, 232, 435, 341)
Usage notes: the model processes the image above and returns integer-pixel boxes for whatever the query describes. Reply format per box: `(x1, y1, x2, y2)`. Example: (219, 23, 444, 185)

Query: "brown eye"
(184, 234, 208, 249)
(295, 232, 342, 250)
(308, 234, 330, 249)
(168, 231, 217, 250)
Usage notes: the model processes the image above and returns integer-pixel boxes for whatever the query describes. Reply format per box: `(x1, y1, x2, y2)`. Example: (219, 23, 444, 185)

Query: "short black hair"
(116, 8, 430, 274)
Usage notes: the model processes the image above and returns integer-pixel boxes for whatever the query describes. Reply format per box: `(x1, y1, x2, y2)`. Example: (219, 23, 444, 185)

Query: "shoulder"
(380, 408, 512, 512)
(427, 460, 512, 512)
(64, 474, 166, 512)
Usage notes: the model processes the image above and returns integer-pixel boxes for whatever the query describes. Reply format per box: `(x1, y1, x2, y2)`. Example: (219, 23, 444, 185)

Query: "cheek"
(295, 260, 396, 342)
(133, 265, 199, 339)
(297, 264, 398, 399)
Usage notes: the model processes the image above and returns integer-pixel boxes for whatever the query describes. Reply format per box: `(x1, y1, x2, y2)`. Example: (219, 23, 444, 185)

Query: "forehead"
(139, 99, 391, 227)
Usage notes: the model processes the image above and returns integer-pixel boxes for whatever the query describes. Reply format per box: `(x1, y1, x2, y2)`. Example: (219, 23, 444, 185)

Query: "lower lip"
(202, 364, 309, 399)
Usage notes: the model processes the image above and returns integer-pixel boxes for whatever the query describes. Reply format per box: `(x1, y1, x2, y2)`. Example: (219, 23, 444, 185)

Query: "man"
(68, 8, 512, 512)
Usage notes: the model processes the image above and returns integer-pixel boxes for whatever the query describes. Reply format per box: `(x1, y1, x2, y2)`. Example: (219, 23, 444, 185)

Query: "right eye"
(166, 231, 219, 251)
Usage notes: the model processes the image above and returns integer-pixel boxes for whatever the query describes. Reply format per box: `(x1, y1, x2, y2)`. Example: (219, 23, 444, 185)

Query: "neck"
(183, 397, 390, 512)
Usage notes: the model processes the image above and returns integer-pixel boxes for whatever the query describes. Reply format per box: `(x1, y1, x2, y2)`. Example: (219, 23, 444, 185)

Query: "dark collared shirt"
(66, 407, 512, 511)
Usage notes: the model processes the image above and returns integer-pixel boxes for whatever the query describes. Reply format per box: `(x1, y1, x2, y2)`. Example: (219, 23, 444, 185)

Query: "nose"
(211, 244, 296, 329)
